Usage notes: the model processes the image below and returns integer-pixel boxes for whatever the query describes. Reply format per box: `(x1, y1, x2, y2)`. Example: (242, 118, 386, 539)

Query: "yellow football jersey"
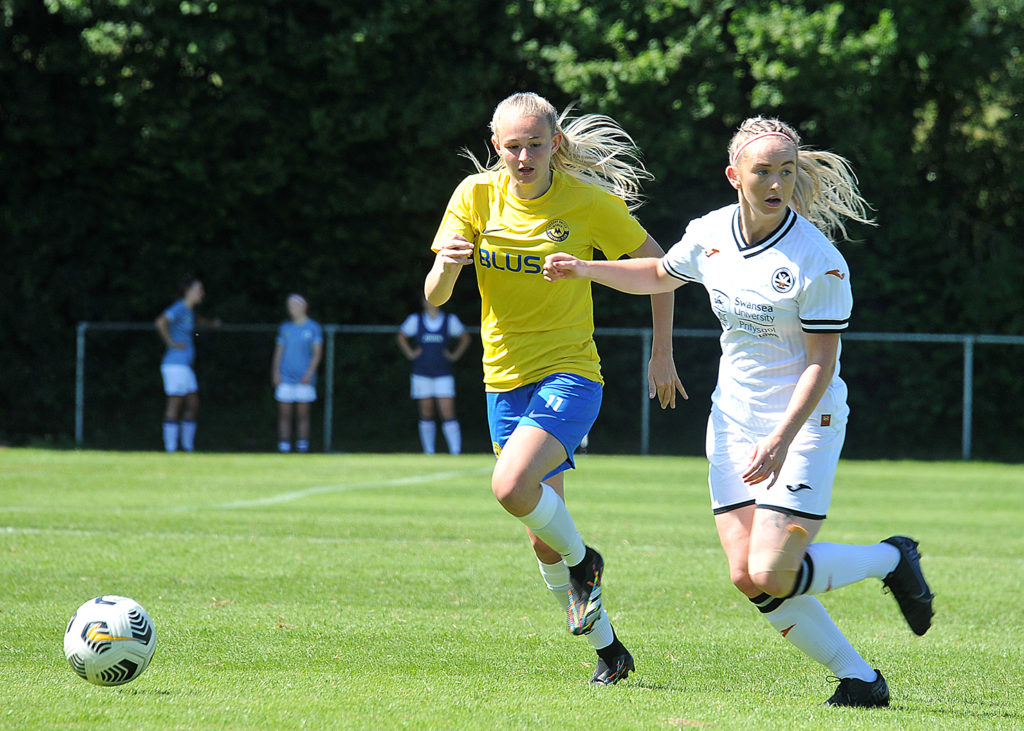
(431, 169, 648, 391)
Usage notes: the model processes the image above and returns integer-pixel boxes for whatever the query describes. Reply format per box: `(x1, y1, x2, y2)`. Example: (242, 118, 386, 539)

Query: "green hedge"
(2, 0, 1021, 459)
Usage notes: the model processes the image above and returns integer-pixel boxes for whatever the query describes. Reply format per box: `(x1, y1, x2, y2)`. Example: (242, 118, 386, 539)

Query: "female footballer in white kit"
(544, 117, 934, 707)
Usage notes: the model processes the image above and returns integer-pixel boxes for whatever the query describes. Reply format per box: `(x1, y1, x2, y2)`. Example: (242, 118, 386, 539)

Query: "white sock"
(758, 594, 876, 681)
(278, 441, 292, 453)
(796, 542, 901, 596)
(537, 558, 613, 650)
(162, 421, 179, 452)
(585, 609, 615, 650)
(418, 420, 436, 454)
(519, 484, 586, 567)
(441, 420, 462, 455)
(180, 420, 197, 452)
(538, 559, 570, 611)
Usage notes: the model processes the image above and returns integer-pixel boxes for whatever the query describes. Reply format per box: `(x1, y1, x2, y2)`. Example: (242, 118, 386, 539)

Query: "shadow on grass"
(622, 676, 688, 692)
(111, 687, 179, 696)
(906, 700, 1024, 724)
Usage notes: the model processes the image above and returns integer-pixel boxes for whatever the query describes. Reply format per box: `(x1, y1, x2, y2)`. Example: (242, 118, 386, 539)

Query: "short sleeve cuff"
(800, 318, 850, 334)
(662, 257, 698, 283)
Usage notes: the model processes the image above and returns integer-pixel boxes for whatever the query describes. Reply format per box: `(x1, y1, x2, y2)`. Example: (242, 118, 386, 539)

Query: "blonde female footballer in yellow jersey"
(425, 92, 685, 685)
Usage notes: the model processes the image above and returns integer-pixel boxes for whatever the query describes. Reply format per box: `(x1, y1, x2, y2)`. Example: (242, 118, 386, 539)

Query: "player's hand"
(648, 351, 688, 409)
(436, 235, 474, 271)
(542, 253, 586, 281)
(171, 341, 188, 350)
(300, 375, 311, 385)
(273, 373, 281, 386)
(742, 433, 790, 487)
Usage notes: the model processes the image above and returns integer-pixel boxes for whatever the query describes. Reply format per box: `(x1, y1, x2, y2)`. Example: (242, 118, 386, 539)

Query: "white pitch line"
(208, 467, 491, 510)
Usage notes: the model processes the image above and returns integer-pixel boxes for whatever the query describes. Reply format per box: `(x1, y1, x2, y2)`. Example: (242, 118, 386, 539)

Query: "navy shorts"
(486, 372, 603, 480)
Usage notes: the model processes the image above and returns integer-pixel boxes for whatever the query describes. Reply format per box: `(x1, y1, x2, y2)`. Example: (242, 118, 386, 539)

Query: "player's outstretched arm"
(196, 315, 222, 329)
(425, 235, 474, 306)
(543, 254, 680, 295)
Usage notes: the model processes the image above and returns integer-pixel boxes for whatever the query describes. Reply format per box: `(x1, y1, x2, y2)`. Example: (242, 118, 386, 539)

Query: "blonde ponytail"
(462, 92, 652, 211)
(729, 117, 875, 241)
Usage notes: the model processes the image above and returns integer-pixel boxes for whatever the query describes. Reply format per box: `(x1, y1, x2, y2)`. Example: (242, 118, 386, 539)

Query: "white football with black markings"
(63, 595, 156, 686)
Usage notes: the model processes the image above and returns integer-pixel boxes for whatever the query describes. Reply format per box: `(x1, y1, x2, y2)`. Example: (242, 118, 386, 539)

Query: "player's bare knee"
(750, 569, 798, 598)
(492, 466, 542, 516)
(748, 522, 808, 596)
(729, 568, 760, 597)
(745, 524, 806, 597)
(490, 465, 523, 505)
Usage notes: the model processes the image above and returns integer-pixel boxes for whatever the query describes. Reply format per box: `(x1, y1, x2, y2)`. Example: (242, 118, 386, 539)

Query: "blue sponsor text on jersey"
(477, 247, 542, 274)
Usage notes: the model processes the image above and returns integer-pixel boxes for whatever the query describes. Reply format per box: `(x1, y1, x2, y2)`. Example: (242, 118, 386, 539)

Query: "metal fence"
(75, 321, 1024, 459)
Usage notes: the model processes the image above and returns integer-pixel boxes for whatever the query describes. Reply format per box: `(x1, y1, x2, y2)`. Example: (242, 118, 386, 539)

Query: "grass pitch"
(2, 448, 1022, 729)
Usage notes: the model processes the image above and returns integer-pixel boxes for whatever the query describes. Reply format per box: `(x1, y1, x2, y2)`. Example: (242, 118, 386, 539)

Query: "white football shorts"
(275, 383, 317, 403)
(410, 374, 456, 400)
(161, 364, 198, 396)
(706, 406, 846, 520)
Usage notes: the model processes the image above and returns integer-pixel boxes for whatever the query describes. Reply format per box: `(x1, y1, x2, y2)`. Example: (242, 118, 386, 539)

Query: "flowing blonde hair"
(462, 92, 652, 211)
(728, 117, 875, 241)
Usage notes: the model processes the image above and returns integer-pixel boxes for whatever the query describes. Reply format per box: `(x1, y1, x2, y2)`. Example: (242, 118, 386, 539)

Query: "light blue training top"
(276, 319, 323, 385)
(161, 299, 195, 367)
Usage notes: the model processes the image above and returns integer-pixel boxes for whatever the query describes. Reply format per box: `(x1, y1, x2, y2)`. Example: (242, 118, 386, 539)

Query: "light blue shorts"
(486, 372, 603, 479)
(160, 364, 197, 396)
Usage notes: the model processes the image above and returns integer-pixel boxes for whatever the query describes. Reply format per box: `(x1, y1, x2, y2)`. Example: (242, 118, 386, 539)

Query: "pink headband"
(729, 131, 795, 165)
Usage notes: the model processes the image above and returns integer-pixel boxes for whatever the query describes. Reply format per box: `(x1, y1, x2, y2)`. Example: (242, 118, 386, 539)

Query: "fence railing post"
(69, 323, 1023, 458)
(324, 326, 336, 453)
(640, 329, 652, 456)
(75, 322, 87, 446)
(962, 336, 975, 461)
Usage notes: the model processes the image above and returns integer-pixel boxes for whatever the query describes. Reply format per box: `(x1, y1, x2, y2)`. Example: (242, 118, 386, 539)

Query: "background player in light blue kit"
(154, 275, 220, 452)
(272, 294, 323, 453)
(396, 297, 470, 455)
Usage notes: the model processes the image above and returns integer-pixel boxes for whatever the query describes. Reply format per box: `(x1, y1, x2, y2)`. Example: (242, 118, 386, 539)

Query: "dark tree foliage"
(1, 0, 1020, 458)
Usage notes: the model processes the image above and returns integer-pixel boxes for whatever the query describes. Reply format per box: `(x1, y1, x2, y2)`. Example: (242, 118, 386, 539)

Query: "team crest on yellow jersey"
(545, 219, 570, 242)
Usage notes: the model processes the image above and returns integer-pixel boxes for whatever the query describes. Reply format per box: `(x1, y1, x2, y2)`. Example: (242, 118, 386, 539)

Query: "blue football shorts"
(486, 372, 603, 479)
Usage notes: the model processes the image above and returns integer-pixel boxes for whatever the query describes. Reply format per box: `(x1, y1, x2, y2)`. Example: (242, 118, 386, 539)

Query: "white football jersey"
(663, 204, 853, 430)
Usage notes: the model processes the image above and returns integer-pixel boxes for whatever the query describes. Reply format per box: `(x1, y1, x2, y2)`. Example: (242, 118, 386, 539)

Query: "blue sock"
(162, 421, 179, 452)
(180, 420, 197, 452)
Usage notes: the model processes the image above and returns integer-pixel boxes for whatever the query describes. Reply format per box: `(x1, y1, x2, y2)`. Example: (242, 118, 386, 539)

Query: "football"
(63, 596, 157, 686)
